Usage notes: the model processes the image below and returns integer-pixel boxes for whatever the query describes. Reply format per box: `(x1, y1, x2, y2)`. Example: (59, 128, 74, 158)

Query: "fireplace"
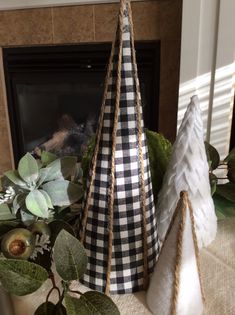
(0, 1, 182, 173)
(3, 42, 160, 164)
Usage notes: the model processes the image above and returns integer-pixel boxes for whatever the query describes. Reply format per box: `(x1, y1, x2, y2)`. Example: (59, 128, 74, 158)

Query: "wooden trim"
(0, 0, 141, 11)
(0, 48, 15, 169)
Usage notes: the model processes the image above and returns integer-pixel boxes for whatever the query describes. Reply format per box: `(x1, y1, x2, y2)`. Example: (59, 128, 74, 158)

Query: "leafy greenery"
(35, 301, 67, 315)
(0, 152, 83, 221)
(65, 292, 120, 315)
(0, 259, 48, 296)
(0, 204, 16, 221)
(145, 129, 172, 202)
(53, 230, 88, 281)
(0, 151, 119, 314)
(205, 143, 235, 218)
(0, 227, 120, 314)
(43, 180, 83, 207)
(205, 142, 220, 170)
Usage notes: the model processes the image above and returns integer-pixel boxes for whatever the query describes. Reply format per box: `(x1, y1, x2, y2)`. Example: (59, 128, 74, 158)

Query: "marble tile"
(0, 130, 13, 173)
(94, 3, 119, 42)
(159, 39, 181, 142)
(159, 0, 182, 40)
(94, 1, 160, 42)
(131, 1, 160, 40)
(0, 8, 53, 46)
(53, 5, 94, 44)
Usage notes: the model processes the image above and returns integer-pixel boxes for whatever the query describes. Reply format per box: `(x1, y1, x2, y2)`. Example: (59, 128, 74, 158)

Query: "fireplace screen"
(3, 43, 160, 164)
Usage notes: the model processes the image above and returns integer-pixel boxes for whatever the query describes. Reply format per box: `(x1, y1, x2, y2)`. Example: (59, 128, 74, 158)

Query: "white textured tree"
(147, 192, 204, 315)
(156, 95, 217, 248)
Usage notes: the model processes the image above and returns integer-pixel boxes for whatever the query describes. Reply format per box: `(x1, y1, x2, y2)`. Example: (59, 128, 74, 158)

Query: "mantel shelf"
(0, 0, 141, 11)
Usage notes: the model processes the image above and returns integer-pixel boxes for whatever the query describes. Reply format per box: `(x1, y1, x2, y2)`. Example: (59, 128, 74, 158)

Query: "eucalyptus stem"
(46, 273, 61, 302)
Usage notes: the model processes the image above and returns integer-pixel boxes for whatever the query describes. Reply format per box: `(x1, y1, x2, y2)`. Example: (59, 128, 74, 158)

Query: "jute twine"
(171, 191, 205, 315)
(80, 0, 148, 294)
(128, 1, 149, 290)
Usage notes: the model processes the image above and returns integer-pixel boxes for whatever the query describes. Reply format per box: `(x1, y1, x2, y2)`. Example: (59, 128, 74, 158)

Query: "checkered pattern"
(80, 3, 159, 294)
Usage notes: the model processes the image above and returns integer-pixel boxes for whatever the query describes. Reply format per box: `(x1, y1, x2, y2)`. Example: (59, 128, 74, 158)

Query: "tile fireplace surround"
(0, 0, 182, 173)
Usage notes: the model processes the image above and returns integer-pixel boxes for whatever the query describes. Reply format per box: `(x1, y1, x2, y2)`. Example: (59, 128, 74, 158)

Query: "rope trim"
(171, 192, 186, 315)
(171, 191, 205, 314)
(128, 1, 149, 289)
(79, 16, 117, 245)
(186, 194, 206, 304)
(105, 0, 125, 295)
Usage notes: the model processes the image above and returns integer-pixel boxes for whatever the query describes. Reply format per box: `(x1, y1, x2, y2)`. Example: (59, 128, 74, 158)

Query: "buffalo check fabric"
(80, 2, 159, 294)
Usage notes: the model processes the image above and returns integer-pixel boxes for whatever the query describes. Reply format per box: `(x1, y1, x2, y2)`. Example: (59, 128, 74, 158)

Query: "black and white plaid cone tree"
(79, 0, 159, 294)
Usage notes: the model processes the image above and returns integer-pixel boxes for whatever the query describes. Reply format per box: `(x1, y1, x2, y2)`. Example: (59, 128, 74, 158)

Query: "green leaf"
(25, 190, 49, 218)
(35, 302, 56, 315)
(4, 170, 28, 189)
(44, 157, 77, 181)
(0, 204, 16, 220)
(54, 229, 87, 281)
(49, 220, 74, 246)
(12, 193, 27, 214)
(43, 180, 83, 207)
(83, 292, 120, 315)
(18, 153, 39, 184)
(37, 160, 43, 169)
(35, 302, 67, 315)
(209, 173, 218, 196)
(0, 259, 48, 296)
(65, 295, 95, 315)
(204, 142, 220, 170)
(216, 182, 235, 202)
(65, 292, 120, 315)
(227, 162, 235, 183)
(73, 164, 83, 183)
(146, 130, 172, 203)
(19, 208, 36, 226)
(41, 151, 57, 166)
(39, 190, 54, 209)
(34, 301, 67, 315)
(37, 168, 51, 187)
(224, 147, 235, 162)
(213, 193, 235, 218)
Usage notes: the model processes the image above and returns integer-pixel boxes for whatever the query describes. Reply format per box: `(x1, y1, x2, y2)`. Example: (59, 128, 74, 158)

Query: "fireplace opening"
(3, 42, 160, 164)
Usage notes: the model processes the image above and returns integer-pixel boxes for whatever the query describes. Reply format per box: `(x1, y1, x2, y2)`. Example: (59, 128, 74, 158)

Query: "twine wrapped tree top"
(79, 0, 159, 294)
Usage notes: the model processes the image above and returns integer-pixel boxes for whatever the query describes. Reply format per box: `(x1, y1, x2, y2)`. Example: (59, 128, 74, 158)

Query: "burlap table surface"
(12, 218, 235, 315)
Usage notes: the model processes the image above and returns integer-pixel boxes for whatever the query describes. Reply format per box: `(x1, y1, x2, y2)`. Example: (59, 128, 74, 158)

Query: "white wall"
(178, 0, 235, 158)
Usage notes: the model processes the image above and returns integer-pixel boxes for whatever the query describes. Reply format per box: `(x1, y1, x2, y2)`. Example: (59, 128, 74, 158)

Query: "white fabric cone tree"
(147, 191, 204, 315)
(156, 95, 217, 248)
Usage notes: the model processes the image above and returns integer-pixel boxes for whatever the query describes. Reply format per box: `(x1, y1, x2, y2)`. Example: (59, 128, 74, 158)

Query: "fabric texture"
(147, 192, 204, 315)
(156, 95, 217, 248)
(79, 1, 159, 294)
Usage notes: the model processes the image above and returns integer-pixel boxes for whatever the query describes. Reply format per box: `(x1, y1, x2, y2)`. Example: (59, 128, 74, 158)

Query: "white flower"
(30, 234, 51, 260)
(0, 186, 15, 204)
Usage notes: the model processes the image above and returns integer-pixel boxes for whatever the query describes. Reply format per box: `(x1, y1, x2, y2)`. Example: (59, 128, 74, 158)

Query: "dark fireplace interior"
(3, 42, 160, 164)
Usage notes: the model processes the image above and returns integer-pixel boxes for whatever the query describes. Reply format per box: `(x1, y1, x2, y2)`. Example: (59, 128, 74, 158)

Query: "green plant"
(0, 152, 83, 223)
(0, 151, 119, 314)
(0, 229, 120, 315)
(205, 143, 235, 218)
